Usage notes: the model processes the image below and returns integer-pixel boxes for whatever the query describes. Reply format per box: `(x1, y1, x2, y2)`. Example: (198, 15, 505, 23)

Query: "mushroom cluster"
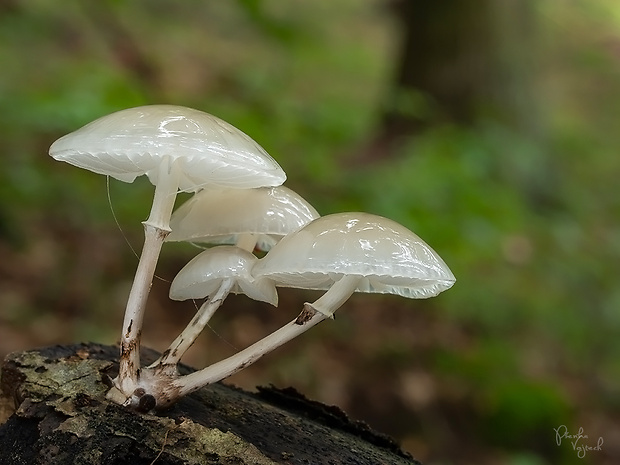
(49, 105, 455, 411)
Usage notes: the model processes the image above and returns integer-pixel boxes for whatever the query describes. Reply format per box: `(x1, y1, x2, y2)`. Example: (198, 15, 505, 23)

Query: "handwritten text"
(554, 425, 603, 459)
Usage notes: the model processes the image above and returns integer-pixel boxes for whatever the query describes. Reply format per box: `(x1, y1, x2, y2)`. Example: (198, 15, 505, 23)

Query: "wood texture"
(0, 343, 421, 465)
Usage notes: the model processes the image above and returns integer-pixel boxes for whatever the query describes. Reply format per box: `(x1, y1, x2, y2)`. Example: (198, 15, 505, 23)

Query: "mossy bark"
(0, 343, 421, 465)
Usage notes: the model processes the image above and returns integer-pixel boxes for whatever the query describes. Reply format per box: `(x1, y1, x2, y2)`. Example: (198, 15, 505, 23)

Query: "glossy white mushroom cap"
(169, 246, 278, 305)
(252, 212, 455, 299)
(167, 186, 319, 250)
(49, 105, 286, 192)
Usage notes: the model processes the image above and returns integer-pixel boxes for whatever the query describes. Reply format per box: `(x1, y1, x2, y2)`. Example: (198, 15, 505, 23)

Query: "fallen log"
(0, 342, 421, 465)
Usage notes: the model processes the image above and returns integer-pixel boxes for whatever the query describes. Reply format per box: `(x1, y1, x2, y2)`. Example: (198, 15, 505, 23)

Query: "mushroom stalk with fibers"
(147, 244, 277, 381)
(149, 245, 352, 372)
(117, 156, 179, 393)
(149, 279, 233, 371)
(172, 304, 328, 399)
(167, 275, 359, 398)
(170, 275, 359, 398)
(149, 234, 259, 369)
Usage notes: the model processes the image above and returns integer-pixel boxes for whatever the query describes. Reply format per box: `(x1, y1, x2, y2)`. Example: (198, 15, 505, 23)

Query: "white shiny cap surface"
(169, 246, 277, 305)
(167, 186, 319, 250)
(49, 105, 286, 192)
(253, 212, 455, 299)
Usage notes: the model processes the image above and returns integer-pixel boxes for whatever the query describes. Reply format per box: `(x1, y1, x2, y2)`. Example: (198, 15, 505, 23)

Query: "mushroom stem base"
(116, 223, 168, 396)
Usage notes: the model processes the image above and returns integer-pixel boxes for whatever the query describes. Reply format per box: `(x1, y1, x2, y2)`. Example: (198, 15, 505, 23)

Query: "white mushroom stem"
(149, 278, 234, 370)
(116, 156, 180, 395)
(149, 234, 259, 369)
(306, 274, 360, 317)
(168, 274, 360, 399)
(235, 233, 258, 252)
(173, 304, 328, 398)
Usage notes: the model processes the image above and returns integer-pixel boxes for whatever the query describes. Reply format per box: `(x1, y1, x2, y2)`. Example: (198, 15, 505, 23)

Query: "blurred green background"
(1, 1, 619, 464)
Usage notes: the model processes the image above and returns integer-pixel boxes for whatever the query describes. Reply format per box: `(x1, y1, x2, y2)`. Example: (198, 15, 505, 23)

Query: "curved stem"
(149, 278, 234, 369)
(116, 156, 179, 396)
(174, 305, 327, 397)
(149, 234, 260, 370)
(171, 275, 359, 399)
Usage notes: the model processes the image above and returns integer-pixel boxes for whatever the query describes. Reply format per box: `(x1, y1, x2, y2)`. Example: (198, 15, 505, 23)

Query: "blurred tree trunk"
(359, 0, 538, 161)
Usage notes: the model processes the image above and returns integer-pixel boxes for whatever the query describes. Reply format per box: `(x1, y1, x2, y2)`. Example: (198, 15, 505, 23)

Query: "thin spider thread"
(106, 175, 169, 283)
(190, 298, 239, 352)
(107, 176, 237, 352)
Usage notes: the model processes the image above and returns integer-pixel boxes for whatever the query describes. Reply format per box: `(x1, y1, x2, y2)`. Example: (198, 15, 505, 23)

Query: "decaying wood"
(0, 343, 421, 465)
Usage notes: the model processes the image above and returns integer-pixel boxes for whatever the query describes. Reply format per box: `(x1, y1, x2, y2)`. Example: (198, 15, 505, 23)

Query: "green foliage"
(0, 1, 618, 464)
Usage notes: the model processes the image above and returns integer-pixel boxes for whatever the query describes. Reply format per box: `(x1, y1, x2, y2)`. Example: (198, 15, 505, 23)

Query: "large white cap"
(167, 186, 319, 250)
(49, 105, 286, 192)
(253, 212, 455, 299)
(169, 246, 278, 305)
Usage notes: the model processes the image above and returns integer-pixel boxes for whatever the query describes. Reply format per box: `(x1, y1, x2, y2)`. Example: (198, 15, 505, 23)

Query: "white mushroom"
(167, 185, 319, 251)
(169, 212, 455, 401)
(148, 246, 277, 375)
(150, 185, 319, 370)
(48, 105, 286, 405)
(253, 212, 456, 315)
(168, 246, 277, 304)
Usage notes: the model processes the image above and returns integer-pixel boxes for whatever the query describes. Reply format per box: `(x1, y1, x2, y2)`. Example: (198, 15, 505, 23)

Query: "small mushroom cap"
(252, 212, 455, 299)
(167, 186, 320, 250)
(169, 246, 278, 305)
(49, 105, 286, 191)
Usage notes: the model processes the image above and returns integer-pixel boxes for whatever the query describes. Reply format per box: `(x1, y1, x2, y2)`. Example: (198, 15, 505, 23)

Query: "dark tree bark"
(0, 343, 421, 465)
(358, 0, 538, 161)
